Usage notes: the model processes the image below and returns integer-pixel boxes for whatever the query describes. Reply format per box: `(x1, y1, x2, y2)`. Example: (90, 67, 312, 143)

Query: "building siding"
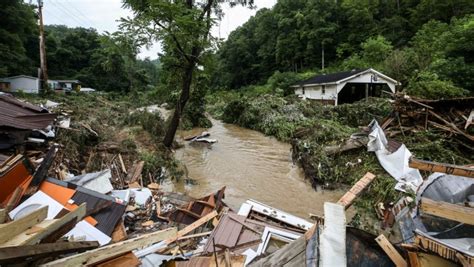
(3, 77, 39, 94)
(295, 84, 337, 102)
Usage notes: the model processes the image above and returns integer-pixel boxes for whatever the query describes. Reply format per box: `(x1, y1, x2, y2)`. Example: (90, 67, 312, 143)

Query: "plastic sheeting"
(368, 120, 422, 192)
(320, 202, 346, 267)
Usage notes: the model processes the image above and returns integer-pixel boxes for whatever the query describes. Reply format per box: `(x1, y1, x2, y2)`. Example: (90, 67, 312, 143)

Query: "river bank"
(172, 117, 346, 218)
(206, 92, 474, 231)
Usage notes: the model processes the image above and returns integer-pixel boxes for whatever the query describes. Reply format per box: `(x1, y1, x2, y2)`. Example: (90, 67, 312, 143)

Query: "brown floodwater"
(168, 118, 345, 218)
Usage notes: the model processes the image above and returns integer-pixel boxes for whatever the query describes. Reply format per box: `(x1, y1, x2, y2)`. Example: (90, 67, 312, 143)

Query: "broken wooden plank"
(337, 172, 376, 209)
(428, 110, 474, 141)
(118, 154, 127, 174)
(41, 227, 177, 267)
(165, 210, 217, 244)
(0, 241, 99, 264)
(409, 157, 474, 178)
(1, 204, 86, 247)
(95, 251, 140, 267)
(414, 232, 474, 265)
(0, 206, 48, 244)
(5, 187, 22, 212)
(126, 161, 144, 184)
(0, 209, 5, 223)
(420, 197, 474, 225)
(375, 234, 407, 267)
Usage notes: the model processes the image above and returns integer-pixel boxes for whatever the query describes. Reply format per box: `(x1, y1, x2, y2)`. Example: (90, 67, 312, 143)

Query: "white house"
(292, 68, 400, 106)
(1, 75, 40, 94)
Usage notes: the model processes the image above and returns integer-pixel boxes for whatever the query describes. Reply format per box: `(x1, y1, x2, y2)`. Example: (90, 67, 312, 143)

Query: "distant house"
(0, 75, 40, 94)
(292, 68, 399, 106)
(49, 79, 81, 91)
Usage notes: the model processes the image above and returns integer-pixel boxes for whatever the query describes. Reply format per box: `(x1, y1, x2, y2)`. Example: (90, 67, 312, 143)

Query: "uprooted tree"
(121, 0, 253, 147)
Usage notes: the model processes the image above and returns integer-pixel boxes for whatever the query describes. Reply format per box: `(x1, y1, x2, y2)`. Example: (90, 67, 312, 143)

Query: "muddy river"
(168, 118, 345, 218)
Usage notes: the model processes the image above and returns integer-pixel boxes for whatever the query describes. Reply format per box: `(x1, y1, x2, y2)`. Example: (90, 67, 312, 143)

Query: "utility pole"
(321, 41, 325, 71)
(38, 0, 49, 92)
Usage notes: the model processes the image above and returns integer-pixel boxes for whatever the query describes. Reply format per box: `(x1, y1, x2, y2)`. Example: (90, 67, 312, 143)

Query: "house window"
(322, 85, 326, 94)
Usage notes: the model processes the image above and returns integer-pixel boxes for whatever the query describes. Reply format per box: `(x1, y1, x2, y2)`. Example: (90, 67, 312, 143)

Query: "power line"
(63, 0, 98, 28)
(47, 0, 89, 27)
(43, 8, 70, 25)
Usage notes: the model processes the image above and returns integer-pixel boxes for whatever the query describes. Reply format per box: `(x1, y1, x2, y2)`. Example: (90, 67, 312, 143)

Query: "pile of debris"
(1, 93, 472, 266)
(389, 94, 473, 142)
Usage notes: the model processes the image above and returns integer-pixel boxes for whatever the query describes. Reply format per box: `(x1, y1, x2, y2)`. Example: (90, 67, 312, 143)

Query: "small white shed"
(1, 75, 40, 94)
(292, 68, 399, 106)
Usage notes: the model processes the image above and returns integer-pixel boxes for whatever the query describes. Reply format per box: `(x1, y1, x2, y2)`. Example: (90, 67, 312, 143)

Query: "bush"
(406, 71, 468, 99)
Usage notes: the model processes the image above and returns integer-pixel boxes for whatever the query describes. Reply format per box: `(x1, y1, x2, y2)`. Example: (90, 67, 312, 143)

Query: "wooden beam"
(0, 206, 48, 244)
(337, 172, 376, 209)
(0, 241, 99, 264)
(0, 209, 6, 224)
(420, 197, 474, 225)
(165, 210, 217, 244)
(40, 227, 177, 267)
(0, 203, 86, 247)
(375, 234, 407, 267)
(409, 157, 474, 178)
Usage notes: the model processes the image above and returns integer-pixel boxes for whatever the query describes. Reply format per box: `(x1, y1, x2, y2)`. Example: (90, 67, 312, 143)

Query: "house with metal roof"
(0, 75, 40, 94)
(291, 68, 399, 106)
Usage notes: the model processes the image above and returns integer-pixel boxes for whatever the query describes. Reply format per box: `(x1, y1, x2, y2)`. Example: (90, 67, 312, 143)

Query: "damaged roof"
(0, 94, 56, 130)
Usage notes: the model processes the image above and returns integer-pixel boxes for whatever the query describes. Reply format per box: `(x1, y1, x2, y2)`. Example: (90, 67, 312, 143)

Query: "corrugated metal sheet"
(45, 178, 126, 236)
(203, 213, 260, 254)
(0, 95, 56, 130)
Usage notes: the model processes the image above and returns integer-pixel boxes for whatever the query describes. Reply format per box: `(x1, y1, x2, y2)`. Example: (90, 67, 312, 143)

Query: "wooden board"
(165, 210, 217, 244)
(0, 203, 86, 247)
(0, 209, 7, 224)
(95, 252, 140, 267)
(375, 234, 407, 267)
(420, 198, 474, 225)
(41, 227, 177, 267)
(0, 206, 48, 244)
(409, 157, 474, 178)
(0, 241, 99, 264)
(337, 172, 376, 209)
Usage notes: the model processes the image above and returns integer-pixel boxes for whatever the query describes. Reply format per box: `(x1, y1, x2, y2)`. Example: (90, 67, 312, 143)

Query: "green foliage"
(0, 0, 38, 77)
(406, 71, 468, 99)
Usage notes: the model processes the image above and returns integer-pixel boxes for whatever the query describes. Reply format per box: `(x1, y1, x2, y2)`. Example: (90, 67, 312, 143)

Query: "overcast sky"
(41, 0, 276, 59)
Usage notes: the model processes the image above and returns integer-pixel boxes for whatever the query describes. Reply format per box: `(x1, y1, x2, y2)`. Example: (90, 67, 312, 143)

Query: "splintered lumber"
(420, 198, 474, 225)
(337, 172, 376, 209)
(40, 227, 177, 267)
(414, 232, 474, 265)
(0, 209, 6, 223)
(0, 203, 86, 247)
(165, 210, 218, 244)
(0, 206, 48, 244)
(375, 234, 407, 267)
(0, 241, 99, 264)
(409, 157, 474, 178)
(126, 161, 144, 184)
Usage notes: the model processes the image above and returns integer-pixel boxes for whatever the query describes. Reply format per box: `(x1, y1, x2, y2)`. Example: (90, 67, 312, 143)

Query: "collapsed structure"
(0, 93, 472, 266)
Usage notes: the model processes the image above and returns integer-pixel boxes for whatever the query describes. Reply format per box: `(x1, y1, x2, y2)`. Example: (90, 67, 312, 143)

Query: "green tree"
(121, 0, 253, 147)
(0, 0, 38, 77)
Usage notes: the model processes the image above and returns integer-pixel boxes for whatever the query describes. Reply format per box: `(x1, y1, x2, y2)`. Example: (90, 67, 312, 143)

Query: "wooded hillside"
(214, 0, 474, 98)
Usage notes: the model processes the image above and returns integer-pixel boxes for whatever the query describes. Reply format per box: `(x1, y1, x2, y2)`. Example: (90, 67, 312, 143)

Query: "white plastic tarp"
(320, 202, 346, 267)
(368, 120, 422, 192)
